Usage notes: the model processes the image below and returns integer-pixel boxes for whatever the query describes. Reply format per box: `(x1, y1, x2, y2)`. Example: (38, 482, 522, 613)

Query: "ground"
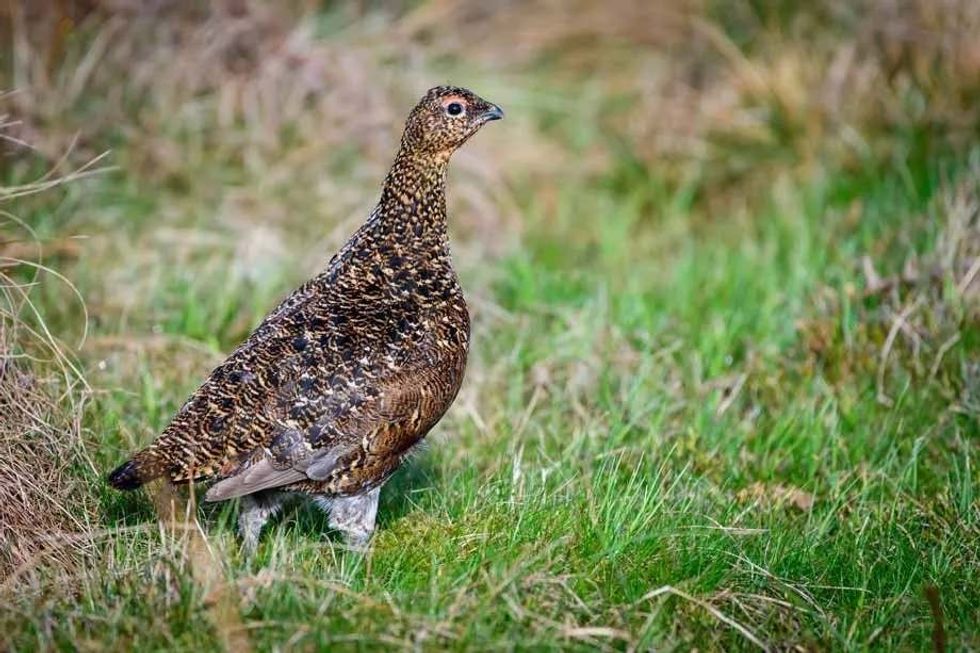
(1, 2, 978, 651)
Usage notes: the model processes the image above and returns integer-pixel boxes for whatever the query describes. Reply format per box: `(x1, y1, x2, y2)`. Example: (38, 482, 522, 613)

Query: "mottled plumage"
(108, 86, 503, 548)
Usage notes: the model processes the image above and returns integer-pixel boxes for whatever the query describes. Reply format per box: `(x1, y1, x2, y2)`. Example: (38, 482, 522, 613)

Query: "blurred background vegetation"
(1, 0, 978, 650)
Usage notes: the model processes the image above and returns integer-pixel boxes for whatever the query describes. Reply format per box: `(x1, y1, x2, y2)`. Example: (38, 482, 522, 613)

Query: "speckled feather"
(108, 86, 503, 501)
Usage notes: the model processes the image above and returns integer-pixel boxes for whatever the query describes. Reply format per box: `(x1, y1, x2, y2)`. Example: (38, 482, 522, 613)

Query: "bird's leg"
(237, 491, 287, 556)
(317, 487, 380, 550)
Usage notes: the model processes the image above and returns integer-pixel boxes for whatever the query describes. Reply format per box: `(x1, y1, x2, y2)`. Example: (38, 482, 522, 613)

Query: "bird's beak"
(482, 104, 504, 122)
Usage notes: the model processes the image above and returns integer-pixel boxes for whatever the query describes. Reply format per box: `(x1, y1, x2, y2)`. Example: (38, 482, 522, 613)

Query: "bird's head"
(400, 86, 504, 158)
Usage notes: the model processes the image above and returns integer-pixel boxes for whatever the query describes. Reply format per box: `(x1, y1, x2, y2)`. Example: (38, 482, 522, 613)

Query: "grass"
(2, 1, 979, 650)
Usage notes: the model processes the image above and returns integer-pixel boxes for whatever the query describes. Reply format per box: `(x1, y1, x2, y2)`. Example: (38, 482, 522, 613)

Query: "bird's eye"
(446, 102, 464, 116)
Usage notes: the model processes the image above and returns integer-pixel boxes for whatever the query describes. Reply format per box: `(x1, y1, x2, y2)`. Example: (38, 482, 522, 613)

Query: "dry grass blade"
(924, 585, 946, 653)
(151, 482, 253, 653)
(876, 299, 922, 407)
(0, 150, 112, 201)
(637, 585, 770, 651)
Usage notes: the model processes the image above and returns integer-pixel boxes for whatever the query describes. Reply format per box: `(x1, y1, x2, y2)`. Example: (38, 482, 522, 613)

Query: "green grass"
(3, 3, 980, 651)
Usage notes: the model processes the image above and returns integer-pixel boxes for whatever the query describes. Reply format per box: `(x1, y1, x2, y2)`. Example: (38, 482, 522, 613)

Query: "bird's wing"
(200, 442, 345, 501)
(202, 358, 459, 501)
(152, 279, 369, 484)
(203, 459, 307, 501)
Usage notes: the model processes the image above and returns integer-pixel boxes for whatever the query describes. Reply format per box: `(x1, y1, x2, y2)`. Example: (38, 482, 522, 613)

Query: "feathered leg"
(237, 491, 288, 555)
(315, 487, 380, 549)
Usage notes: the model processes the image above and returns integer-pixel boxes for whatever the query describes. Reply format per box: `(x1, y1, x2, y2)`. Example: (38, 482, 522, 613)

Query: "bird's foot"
(341, 529, 374, 553)
(237, 491, 287, 557)
(317, 487, 380, 552)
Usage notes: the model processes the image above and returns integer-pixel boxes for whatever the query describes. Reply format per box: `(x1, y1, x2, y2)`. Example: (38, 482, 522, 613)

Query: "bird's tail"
(107, 448, 167, 490)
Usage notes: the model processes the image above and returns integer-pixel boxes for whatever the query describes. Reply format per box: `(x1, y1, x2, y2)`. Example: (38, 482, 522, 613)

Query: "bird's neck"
(376, 149, 451, 247)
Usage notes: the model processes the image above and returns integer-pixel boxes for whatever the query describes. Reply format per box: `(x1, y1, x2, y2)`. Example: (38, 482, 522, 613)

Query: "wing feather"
(203, 445, 344, 501)
(204, 459, 307, 501)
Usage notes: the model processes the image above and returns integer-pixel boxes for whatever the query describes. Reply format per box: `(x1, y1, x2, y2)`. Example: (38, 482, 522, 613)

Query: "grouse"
(108, 86, 503, 551)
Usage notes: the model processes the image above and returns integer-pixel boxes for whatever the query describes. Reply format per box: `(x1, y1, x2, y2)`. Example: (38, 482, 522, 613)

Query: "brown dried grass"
(6, 1, 980, 181)
(4, 1, 401, 168)
(0, 117, 108, 583)
(401, 0, 980, 204)
(0, 241, 92, 581)
(796, 159, 980, 406)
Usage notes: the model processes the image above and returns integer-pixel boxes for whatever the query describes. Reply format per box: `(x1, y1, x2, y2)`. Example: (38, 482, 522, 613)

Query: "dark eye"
(446, 102, 464, 116)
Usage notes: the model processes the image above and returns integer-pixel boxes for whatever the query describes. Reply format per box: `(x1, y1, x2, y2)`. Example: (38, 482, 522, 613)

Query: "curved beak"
(482, 104, 505, 122)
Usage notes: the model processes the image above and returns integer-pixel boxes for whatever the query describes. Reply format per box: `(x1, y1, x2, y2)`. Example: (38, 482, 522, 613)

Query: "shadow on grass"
(99, 483, 159, 527)
(377, 453, 442, 528)
(266, 453, 443, 544)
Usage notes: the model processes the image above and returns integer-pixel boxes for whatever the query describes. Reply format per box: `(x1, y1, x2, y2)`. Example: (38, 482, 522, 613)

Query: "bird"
(108, 86, 503, 552)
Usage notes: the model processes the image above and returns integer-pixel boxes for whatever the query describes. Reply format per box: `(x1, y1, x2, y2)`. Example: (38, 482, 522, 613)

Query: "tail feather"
(107, 449, 165, 490)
